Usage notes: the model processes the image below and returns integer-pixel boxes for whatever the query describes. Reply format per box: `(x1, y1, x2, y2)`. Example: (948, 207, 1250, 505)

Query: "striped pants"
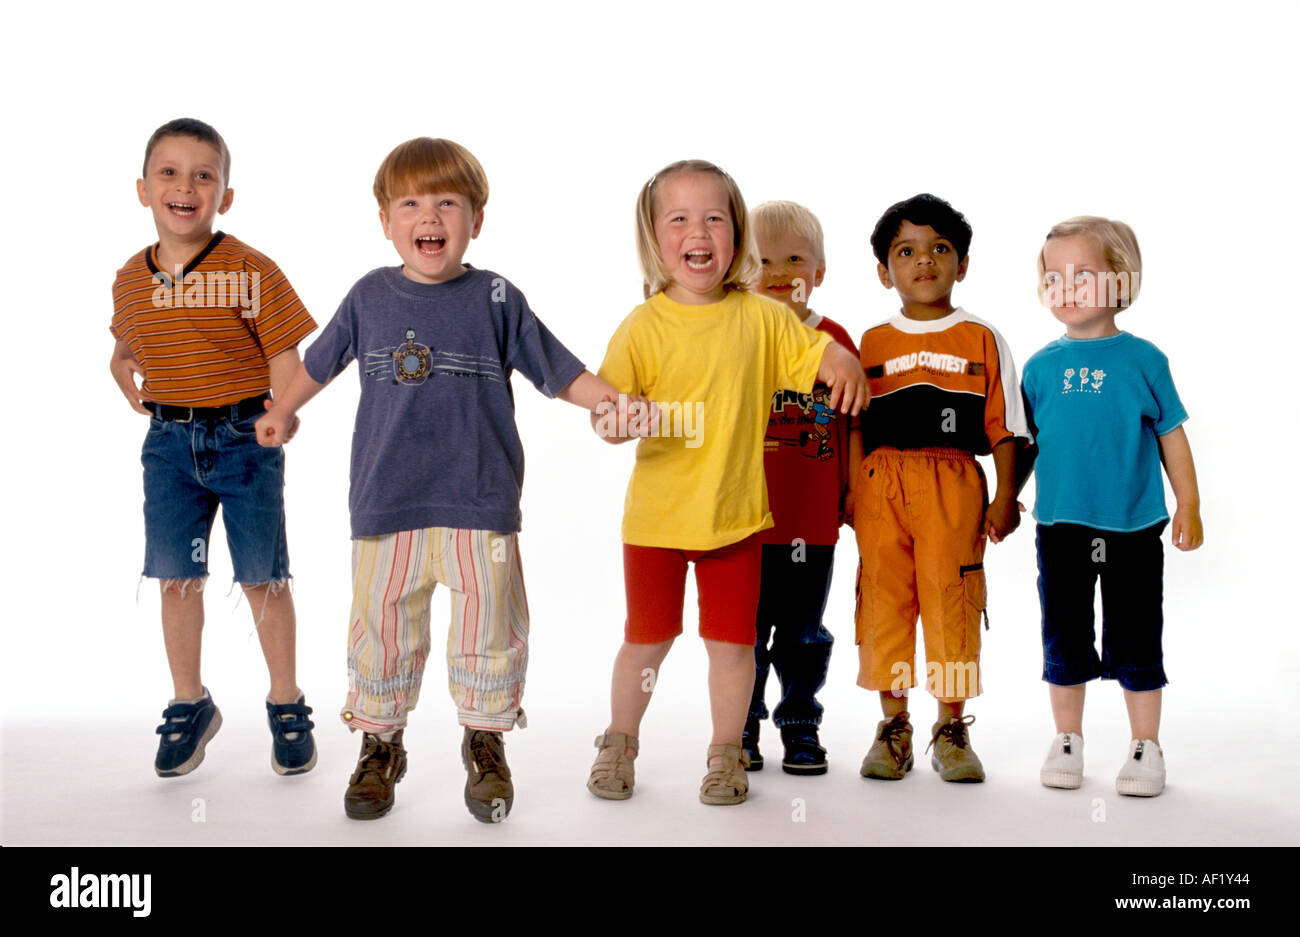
(340, 528, 530, 733)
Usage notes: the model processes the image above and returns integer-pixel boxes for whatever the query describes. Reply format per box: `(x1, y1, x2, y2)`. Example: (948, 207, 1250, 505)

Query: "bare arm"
(558, 369, 658, 445)
(256, 354, 328, 447)
(1157, 424, 1204, 550)
(558, 370, 619, 410)
(842, 424, 864, 528)
(984, 436, 1024, 543)
(109, 339, 151, 415)
(817, 342, 869, 416)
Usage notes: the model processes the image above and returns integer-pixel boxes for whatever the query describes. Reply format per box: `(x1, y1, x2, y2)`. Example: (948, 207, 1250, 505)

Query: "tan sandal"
(699, 743, 751, 805)
(588, 731, 639, 800)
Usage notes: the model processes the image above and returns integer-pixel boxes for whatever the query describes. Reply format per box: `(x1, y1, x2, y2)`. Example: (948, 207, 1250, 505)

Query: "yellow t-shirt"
(598, 290, 833, 550)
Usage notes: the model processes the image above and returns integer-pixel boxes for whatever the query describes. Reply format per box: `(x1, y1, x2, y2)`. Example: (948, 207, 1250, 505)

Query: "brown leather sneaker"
(928, 715, 985, 782)
(462, 728, 514, 823)
(343, 730, 407, 820)
(860, 711, 914, 780)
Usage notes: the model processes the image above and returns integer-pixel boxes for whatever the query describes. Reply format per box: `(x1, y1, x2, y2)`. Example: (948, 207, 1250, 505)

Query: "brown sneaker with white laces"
(344, 730, 407, 820)
(461, 728, 514, 823)
(928, 715, 985, 782)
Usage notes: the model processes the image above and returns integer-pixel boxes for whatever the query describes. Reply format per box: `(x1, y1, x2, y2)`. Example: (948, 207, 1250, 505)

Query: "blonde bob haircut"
(373, 137, 489, 215)
(635, 159, 759, 299)
(750, 200, 826, 264)
(1037, 216, 1143, 308)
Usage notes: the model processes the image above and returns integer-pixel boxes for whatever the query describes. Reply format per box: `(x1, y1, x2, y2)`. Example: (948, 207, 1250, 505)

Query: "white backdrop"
(3, 0, 1298, 845)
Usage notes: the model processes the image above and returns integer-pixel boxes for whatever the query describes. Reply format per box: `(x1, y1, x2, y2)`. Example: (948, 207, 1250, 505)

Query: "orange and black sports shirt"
(858, 307, 1032, 455)
(110, 231, 317, 406)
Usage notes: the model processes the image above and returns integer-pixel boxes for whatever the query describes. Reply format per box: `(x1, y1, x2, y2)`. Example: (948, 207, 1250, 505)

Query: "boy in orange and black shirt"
(110, 118, 318, 780)
(853, 194, 1034, 783)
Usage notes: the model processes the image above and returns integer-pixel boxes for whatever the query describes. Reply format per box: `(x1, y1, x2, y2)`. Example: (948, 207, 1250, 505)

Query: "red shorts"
(623, 536, 761, 645)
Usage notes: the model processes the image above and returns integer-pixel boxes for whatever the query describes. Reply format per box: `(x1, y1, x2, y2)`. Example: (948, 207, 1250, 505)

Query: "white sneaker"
(1116, 739, 1165, 797)
(1040, 732, 1083, 789)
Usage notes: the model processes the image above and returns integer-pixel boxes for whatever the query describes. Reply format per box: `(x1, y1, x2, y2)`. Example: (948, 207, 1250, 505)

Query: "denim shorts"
(1036, 521, 1167, 692)
(141, 401, 290, 584)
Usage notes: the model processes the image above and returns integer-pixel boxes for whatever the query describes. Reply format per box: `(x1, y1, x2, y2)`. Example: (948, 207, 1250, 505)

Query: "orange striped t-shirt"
(110, 231, 317, 406)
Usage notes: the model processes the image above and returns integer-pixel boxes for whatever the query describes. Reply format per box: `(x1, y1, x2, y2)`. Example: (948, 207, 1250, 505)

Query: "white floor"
(5, 689, 1295, 847)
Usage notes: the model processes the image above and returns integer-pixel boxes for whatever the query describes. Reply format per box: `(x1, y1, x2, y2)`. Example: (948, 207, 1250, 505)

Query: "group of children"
(110, 118, 1203, 823)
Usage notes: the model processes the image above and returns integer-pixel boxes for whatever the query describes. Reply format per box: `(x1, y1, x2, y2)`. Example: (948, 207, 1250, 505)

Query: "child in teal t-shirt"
(1021, 216, 1203, 799)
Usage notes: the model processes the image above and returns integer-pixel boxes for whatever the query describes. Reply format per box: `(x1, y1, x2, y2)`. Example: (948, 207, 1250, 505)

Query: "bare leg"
(879, 688, 909, 718)
(608, 638, 674, 737)
(1049, 683, 1086, 736)
(245, 583, 301, 704)
(1123, 688, 1161, 744)
(704, 638, 755, 748)
(161, 579, 205, 700)
(938, 699, 965, 721)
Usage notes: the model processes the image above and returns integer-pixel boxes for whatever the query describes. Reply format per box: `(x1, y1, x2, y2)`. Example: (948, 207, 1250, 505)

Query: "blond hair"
(1038, 216, 1143, 308)
(373, 138, 489, 214)
(750, 200, 825, 263)
(634, 159, 758, 299)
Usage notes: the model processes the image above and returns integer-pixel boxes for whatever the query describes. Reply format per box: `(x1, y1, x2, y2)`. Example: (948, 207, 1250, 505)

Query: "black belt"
(147, 394, 270, 424)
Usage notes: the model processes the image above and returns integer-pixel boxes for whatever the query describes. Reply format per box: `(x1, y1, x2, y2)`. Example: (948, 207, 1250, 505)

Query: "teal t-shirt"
(1021, 332, 1187, 532)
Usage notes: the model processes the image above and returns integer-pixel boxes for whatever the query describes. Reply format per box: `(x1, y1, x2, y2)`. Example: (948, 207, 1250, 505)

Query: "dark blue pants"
(749, 544, 835, 727)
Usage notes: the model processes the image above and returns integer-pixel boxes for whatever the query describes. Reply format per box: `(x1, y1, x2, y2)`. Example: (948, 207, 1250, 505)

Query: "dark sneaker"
(780, 724, 828, 776)
(860, 712, 913, 780)
(344, 730, 407, 820)
(155, 692, 222, 777)
(461, 728, 514, 823)
(743, 717, 763, 771)
(928, 715, 985, 782)
(267, 696, 317, 776)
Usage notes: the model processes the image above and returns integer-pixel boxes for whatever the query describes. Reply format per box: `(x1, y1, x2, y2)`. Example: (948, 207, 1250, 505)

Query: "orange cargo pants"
(853, 447, 988, 701)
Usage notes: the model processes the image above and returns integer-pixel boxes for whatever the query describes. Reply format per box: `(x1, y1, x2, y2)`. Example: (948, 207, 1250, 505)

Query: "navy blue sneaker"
(780, 723, 828, 776)
(155, 692, 222, 777)
(267, 696, 317, 776)
(743, 717, 764, 772)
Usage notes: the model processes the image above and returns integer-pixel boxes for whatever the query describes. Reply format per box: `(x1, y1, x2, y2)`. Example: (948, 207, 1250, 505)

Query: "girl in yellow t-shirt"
(586, 159, 868, 805)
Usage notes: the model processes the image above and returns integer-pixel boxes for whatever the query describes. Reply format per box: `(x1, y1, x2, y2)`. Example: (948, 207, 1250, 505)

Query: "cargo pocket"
(958, 563, 988, 646)
(853, 558, 873, 647)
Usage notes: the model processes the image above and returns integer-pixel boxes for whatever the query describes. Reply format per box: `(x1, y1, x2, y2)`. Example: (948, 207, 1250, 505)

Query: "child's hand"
(984, 494, 1025, 543)
(593, 393, 659, 443)
(1170, 502, 1204, 551)
(110, 346, 152, 415)
(819, 343, 870, 416)
(256, 398, 299, 447)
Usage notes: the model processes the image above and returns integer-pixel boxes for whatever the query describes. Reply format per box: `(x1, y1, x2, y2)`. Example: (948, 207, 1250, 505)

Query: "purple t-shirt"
(305, 266, 585, 537)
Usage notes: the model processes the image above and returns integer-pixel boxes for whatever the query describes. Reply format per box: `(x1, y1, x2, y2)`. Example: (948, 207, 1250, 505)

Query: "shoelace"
(878, 712, 911, 765)
(468, 732, 505, 776)
(355, 737, 401, 781)
(927, 714, 976, 753)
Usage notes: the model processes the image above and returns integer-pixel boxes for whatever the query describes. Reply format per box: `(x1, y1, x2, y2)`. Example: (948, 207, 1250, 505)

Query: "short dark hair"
(142, 118, 231, 183)
(870, 193, 972, 264)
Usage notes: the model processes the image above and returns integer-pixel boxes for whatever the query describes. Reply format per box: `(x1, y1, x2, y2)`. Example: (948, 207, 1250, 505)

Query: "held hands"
(984, 494, 1026, 544)
(1170, 502, 1204, 551)
(255, 398, 300, 447)
(592, 393, 660, 443)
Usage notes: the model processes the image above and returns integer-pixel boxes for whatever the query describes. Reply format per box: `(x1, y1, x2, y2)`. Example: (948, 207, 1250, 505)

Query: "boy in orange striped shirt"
(110, 118, 319, 779)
